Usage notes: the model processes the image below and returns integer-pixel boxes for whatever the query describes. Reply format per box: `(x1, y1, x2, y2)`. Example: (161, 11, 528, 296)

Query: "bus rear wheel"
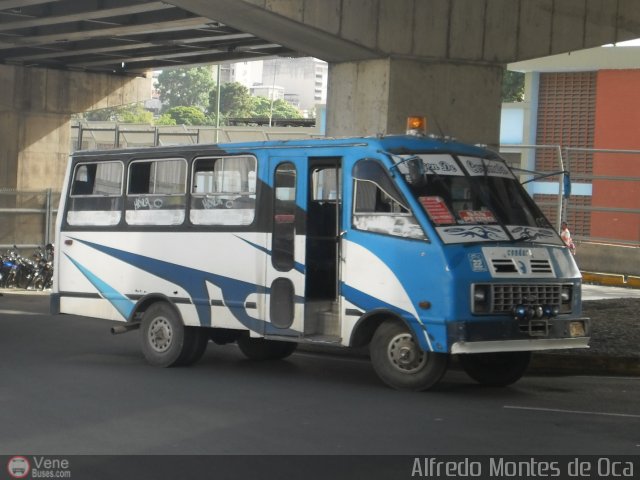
(141, 302, 207, 367)
(458, 351, 531, 387)
(237, 337, 297, 360)
(370, 320, 448, 391)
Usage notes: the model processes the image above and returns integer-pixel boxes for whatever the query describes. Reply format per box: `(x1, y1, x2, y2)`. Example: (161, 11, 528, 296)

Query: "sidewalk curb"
(582, 271, 640, 289)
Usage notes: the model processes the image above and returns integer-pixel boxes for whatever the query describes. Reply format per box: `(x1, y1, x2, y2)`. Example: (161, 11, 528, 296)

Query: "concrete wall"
(576, 242, 640, 276)
(0, 65, 151, 191)
(327, 58, 503, 144)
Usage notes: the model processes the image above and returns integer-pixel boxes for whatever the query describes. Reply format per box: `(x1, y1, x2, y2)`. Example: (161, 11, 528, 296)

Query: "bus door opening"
(304, 158, 342, 340)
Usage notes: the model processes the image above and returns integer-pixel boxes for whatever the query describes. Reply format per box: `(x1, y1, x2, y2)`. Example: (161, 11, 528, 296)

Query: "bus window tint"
(126, 158, 186, 226)
(272, 162, 296, 271)
(67, 161, 123, 226)
(190, 156, 257, 226)
(352, 160, 426, 240)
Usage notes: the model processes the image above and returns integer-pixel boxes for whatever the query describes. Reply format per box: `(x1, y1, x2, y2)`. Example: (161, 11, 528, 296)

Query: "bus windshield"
(397, 153, 561, 244)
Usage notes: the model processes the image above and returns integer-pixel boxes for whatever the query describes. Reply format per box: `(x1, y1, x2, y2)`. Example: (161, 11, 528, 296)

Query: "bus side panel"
(56, 231, 270, 332)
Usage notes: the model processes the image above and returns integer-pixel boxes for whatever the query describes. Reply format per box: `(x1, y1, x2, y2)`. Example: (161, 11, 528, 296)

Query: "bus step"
(302, 334, 341, 344)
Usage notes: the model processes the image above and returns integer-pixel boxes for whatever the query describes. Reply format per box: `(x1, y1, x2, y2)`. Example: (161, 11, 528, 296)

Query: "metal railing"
(499, 144, 640, 247)
(0, 189, 59, 252)
(70, 121, 321, 152)
(2, 143, 636, 249)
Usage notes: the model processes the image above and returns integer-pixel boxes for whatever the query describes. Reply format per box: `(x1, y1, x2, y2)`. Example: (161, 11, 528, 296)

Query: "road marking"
(504, 405, 640, 419)
(0, 309, 43, 315)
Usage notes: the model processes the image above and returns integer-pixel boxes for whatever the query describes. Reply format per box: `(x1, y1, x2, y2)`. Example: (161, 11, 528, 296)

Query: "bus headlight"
(471, 285, 490, 313)
(560, 286, 572, 313)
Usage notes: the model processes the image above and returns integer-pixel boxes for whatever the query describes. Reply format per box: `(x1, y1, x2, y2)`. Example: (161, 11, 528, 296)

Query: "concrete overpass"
(1, 0, 639, 191)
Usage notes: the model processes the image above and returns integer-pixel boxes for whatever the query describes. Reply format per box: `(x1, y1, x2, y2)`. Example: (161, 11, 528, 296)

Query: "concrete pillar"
(0, 64, 151, 191)
(326, 58, 504, 146)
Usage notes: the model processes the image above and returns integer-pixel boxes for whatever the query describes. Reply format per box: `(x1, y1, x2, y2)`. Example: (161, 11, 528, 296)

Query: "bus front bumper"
(451, 337, 590, 354)
(447, 316, 590, 354)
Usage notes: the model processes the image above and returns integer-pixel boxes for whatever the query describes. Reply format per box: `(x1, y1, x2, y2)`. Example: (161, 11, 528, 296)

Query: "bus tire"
(370, 320, 448, 391)
(458, 351, 531, 387)
(237, 337, 297, 361)
(140, 302, 192, 367)
(179, 327, 210, 366)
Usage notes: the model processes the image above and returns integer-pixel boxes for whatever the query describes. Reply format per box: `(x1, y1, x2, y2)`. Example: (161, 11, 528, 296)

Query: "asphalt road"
(1, 292, 639, 457)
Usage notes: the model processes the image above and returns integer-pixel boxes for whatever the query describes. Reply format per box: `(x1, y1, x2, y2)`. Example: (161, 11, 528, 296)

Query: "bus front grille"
(490, 284, 562, 313)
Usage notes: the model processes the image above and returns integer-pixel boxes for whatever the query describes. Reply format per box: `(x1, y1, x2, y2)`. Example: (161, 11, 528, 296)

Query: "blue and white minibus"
(52, 127, 590, 390)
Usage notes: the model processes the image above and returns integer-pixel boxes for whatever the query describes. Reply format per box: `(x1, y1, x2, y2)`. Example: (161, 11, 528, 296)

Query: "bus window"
(311, 166, 340, 201)
(67, 161, 123, 226)
(273, 162, 296, 271)
(126, 158, 186, 226)
(352, 160, 426, 240)
(190, 156, 257, 226)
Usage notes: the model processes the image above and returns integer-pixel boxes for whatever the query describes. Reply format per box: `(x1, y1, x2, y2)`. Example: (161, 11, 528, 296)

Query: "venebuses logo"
(7, 456, 30, 479)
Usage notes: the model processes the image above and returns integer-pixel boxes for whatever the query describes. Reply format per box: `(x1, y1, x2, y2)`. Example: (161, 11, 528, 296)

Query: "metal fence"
(70, 121, 321, 152)
(0, 189, 59, 253)
(499, 144, 640, 247)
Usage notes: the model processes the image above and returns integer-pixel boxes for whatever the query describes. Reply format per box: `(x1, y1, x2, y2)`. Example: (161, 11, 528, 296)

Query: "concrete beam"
(0, 65, 151, 190)
(484, 0, 519, 63)
(168, 0, 640, 64)
(166, 0, 378, 62)
(327, 58, 503, 146)
(584, 0, 618, 47)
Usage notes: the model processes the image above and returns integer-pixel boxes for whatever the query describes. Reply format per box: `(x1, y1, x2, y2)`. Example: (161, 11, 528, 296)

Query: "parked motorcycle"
(28, 244, 54, 290)
(0, 244, 55, 290)
(0, 247, 20, 288)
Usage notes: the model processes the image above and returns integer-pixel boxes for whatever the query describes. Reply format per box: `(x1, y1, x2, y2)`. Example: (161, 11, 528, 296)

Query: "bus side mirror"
(406, 157, 426, 186)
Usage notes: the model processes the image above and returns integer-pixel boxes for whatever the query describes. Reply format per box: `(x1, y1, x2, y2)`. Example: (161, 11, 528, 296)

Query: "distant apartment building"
(218, 61, 263, 88)
(262, 58, 328, 114)
(217, 57, 328, 116)
(249, 84, 284, 101)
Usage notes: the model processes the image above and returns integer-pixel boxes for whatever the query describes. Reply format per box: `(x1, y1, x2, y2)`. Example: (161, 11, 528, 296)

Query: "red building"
(506, 46, 640, 245)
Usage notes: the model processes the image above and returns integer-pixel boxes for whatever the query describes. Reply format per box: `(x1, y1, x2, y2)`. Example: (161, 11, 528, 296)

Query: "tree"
(502, 70, 525, 102)
(249, 96, 302, 119)
(83, 103, 154, 123)
(155, 114, 177, 126)
(160, 106, 207, 125)
(156, 66, 215, 111)
(118, 104, 154, 124)
(209, 82, 253, 118)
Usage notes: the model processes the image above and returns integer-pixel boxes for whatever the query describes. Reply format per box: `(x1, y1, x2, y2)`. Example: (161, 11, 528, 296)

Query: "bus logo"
(468, 253, 488, 272)
(7, 456, 30, 478)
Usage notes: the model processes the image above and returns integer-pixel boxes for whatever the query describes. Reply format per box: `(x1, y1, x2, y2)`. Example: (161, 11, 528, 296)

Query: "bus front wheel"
(458, 351, 531, 387)
(237, 337, 297, 361)
(370, 320, 448, 391)
(140, 302, 208, 367)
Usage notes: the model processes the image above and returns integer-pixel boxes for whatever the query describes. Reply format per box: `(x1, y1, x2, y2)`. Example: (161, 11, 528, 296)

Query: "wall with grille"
(534, 72, 597, 237)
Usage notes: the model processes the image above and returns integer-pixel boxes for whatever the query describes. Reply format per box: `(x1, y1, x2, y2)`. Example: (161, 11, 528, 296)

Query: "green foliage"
(157, 67, 215, 111)
(118, 104, 154, 124)
(83, 103, 154, 123)
(209, 82, 253, 118)
(249, 97, 302, 119)
(161, 106, 207, 125)
(502, 70, 525, 102)
(155, 114, 177, 126)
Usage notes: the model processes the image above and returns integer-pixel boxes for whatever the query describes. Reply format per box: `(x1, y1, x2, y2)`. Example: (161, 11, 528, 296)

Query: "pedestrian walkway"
(582, 284, 640, 300)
